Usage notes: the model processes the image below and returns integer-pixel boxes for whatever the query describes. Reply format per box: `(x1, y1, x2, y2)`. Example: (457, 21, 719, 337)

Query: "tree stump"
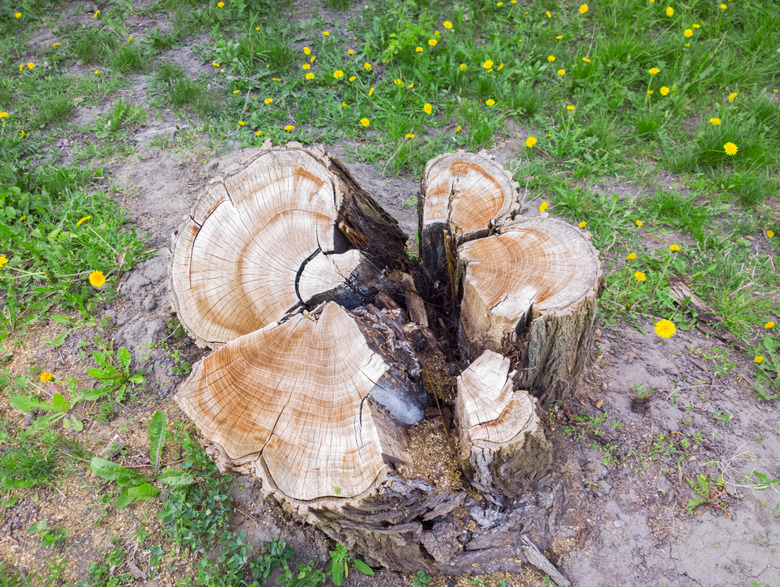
(169, 145, 602, 577)
(169, 143, 407, 348)
(455, 350, 552, 497)
(419, 151, 517, 296)
(420, 153, 602, 404)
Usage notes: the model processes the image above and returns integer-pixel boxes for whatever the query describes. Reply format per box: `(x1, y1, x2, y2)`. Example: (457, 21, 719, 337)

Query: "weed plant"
(0, 152, 149, 340)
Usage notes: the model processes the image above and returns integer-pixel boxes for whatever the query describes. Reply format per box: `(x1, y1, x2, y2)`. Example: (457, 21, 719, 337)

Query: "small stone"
(614, 520, 623, 528)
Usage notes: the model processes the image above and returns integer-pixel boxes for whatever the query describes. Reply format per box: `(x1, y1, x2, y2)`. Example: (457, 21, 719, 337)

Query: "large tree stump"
(170, 145, 601, 579)
(455, 350, 552, 496)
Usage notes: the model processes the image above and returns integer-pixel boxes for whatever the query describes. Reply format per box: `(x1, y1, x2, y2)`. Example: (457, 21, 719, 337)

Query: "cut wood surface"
(458, 218, 601, 362)
(421, 151, 516, 234)
(455, 350, 551, 495)
(419, 151, 517, 288)
(170, 144, 408, 348)
(177, 302, 389, 501)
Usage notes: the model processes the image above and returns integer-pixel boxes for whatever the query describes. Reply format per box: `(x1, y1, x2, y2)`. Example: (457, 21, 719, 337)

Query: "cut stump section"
(170, 145, 602, 578)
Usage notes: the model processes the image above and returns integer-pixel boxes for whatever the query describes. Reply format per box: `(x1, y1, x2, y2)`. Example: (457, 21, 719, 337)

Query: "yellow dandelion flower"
(15, 12, 21, 18)
(428, 39, 437, 46)
(40, 372, 53, 382)
(579, 4, 588, 13)
(94, 69, 100, 75)
(264, 97, 273, 104)
(539, 202, 549, 212)
(634, 271, 647, 282)
(684, 29, 693, 38)
(217, 1, 224, 6)
(766, 230, 774, 238)
(19, 64, 23, 72)
(660, 86, 670, 95)
(52, 42, 61, 47)
(648, 67, 660, 75)
(567, 105, 575, 111)
(256, 130, 262, 136)
(669, 244, 680, 251)
(636, 220, 644, 227)
(460, 63, 467, 71)
(548, 55, 555, 62)
(497, 63, 504, 71)
(364, 62, 371, 71)
(19, 130, 26, 137)
(368, 87, 374, 96)
(302, 63, 310, 70)
(27, 62, 35, 69)
(349, 76, 356, 82)
(666, 6, 674, 16)
(497, 1, 503, 5)
(360, 118, 370, 127)
(456, 125, 462, 132)
(407, 83, 414, 88)
(233, 89, 240, 94)
(342, 101, 348, 107)
(754, 356, 763, 364)
(406, 133, 415, 139)
(77, 216, 91, 226)
(443, 21, 453, 29)
(333, 70, 344, 79)
(693, 23, 700, 28)
(305, 72, 314, 79)
(238, 120, 244, 126)
(348, 49, 354, 55)
(710, 117, 721, 125)
(323, 31, 330, 36)
(626, 252, 637, 260)
(647, 90, 655, 95)
(764, 321, 775, 329)
(719, 3, 726, 9)
(579, 221, 587, 228)
(582, 57, 591, 63)
(416, 46, 423, 53)
(0, 112, 7, 118)
(303, 46, 311, 55)
(546, 10, 552, 18)
(723, 142, 737, 156)
(728, 92, 737, 101)
(556, 35, 563, 40)
(525, 136, 537, 148)
(0, 255, 8, 269)
(212, 61, 220, 67)
(486, 99, 496, 106)
(655, 319, 676, 338)
(483, 59, 493, 69)
(255, 27, 260, 31)
(89, 270, 106, 288)
(94, 9, 100, 17)
(284, 125, 295, 131)
(424, 103, 433, 114)
(557, 69, 566, 76)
